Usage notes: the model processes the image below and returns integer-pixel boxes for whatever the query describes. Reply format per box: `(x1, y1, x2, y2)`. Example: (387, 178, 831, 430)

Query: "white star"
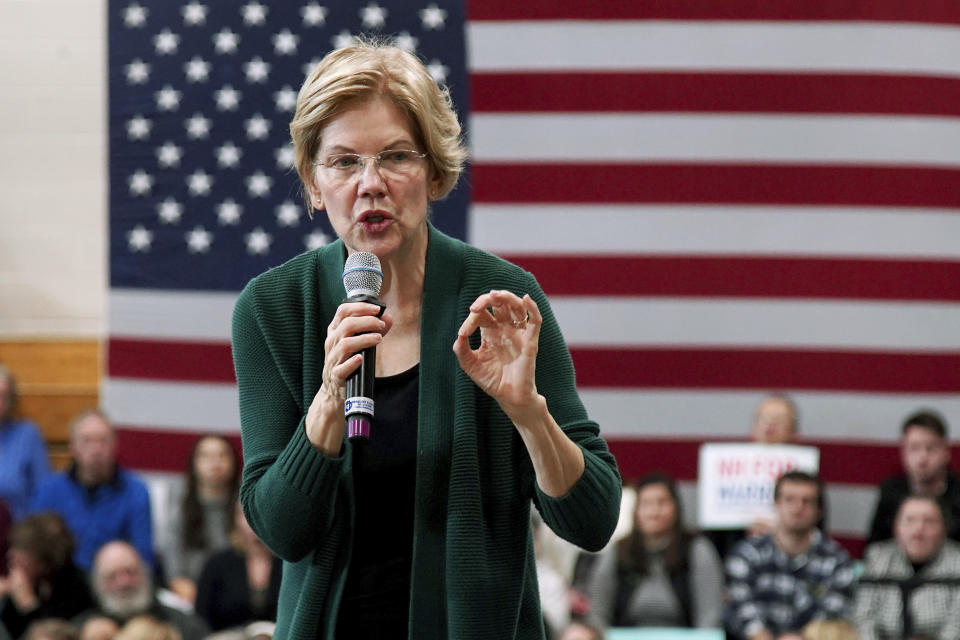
(182, 2, 208, 26)
(155, 85, 182, 111)
(360, 3, 387, 29)
(419, 4, 447, 30)
(393, 31, 418, 53)
(275, 144, 294, 169)
(426, 59, 449, 84)
(273, 86, 297, 112)
(246, 171, 273, 197)
(245, 227, 273, 255)
(187, 169, 213, 196)
(125, 59, 150, 84)
(213, 28, 240, 54)
(273, 29, 299, 55)
(156, 197, 183, 223)
(304, 230, 330, 250)
(155, 141, 183, 168)
(245, 113, 271, 140)
(301, 57, 322, 78)
(184, 56, 211, 82)
(185, 113, 211, 139)
(126, 115, 151, 140)
(276, 200, 301, 227)
(123, 3, 148, 28)
(185, 226, 213, 253)
(301, 3, 328, 27)
(128, 169, 153, 196)
(153, 29, 179, 54)
(214, 85, 242, 111)
(127, 225, 153, 252)
(244, 57, 271, 83)
(216, 199, 243, 225)
(216, 141, 243, 168)
(331, 30, 355, 49)
(242, 1, 268, 26)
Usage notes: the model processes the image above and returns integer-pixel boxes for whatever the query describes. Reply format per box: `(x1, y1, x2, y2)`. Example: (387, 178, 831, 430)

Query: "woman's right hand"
(306, 302, 390, 454)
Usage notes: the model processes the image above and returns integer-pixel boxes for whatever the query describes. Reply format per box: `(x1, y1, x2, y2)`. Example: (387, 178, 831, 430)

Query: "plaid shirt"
(724, 530, 855, 639)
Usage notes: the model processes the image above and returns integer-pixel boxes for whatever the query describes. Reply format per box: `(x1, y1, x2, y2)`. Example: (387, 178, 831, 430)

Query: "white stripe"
(470, 113, 960, 167)
(549, 298, 960, 351)
(103, 378, 239, 431)
(110, 288, 238, 340)
(467, 21, 960, 76)
(470, 205, 960, 259)
(583, 390, 960, 440)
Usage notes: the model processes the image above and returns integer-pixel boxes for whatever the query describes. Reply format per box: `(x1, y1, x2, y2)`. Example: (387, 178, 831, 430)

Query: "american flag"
(107, 1, 960, 553)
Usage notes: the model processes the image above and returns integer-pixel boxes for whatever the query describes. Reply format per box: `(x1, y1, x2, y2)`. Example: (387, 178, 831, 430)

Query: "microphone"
(341, 252, 385, 441)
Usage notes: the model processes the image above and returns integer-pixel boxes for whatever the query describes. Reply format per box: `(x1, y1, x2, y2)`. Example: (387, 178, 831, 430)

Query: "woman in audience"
(0, 364, 50, 522)
(580, 473, 725, 629)
(194, 502, 281, 631)
(162, 436, 240, 604)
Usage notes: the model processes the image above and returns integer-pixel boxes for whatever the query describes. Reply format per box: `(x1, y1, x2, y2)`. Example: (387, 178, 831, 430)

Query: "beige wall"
(0, 0, 106, 337)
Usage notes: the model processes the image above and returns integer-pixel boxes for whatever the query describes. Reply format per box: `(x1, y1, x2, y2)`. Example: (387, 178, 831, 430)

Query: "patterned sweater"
(231, 225, 622, 639)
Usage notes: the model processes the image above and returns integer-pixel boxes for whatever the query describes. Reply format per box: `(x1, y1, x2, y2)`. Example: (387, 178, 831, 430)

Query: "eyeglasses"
(314, 149, 428, 181)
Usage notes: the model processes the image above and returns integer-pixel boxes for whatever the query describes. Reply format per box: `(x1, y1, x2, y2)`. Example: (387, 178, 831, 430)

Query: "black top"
(867, 472, 960, 545)
(195, 547, 283, 631)
(335, 364, 419, 639)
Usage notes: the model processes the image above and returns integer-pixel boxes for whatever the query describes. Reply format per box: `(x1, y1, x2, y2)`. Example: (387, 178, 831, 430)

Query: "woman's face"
(193, 437, 235, 488)
(310, 96, 439, 260)
(635, 483, 678, 538)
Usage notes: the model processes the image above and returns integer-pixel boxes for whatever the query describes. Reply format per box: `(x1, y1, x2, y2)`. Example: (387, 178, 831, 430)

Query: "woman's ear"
(308, 183, 324, 211)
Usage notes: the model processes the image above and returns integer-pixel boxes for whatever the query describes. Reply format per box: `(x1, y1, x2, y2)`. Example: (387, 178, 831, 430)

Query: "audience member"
(0, 364, 51, 521)
(114, 616, 182, 640)
(76, 617, 116, 640)
(0, 513, 94, 638)
(856, 495, 960, 640)
(194, 503, 280, 632)
(30, 410, 153, 571)
(161, 435, 240, 604)
(22, 619, 79, 640)
(559, 621, 603, 640)
(580, 473, 724, 629)
(751, 395, 800, 445)
(0, 499, 11, 576)
(800, 619, 859, 640)
(867, 410, 960, 545)
(533, 514, 571, 639)
(74, 542, 207, 640)
(725, 471, 854, 640)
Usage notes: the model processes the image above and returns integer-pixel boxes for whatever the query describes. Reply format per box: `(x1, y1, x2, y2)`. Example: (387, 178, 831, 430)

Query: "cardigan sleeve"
(232, 281, 347, 562)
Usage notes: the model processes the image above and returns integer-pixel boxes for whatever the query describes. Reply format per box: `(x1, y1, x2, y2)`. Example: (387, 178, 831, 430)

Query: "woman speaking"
(232, 40, 622, 640)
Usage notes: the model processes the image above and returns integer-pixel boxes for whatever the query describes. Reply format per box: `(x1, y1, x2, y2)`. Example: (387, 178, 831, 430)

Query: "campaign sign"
(698, 443, 819, 529)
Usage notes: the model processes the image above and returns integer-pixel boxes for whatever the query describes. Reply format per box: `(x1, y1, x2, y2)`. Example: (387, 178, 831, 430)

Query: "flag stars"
(273, 86, 297, 112)
(301, 57, 322, 78)
(187, 169, 213, 196)
(393, 31, 418, 53)
(156, 197, 184, 223)
(182, 2, 208, 26)
(276, 200, 301, 227)
(125, 59, 150, 84)
(301, 3, 328, 27)
(213, 28, 240, 54)
(155, 141, 183, 168)
(360, 3, 387, 29)
(214, 85, 242, 111)
(185, 226, 213, 253)
(244, 57, 271, 83)
(184, 56, 211, 82)
(273, 29, 299, 55)
(123, 3, 147, 28)
(155, 85, 182, 111)
(185, 113, 212, 139)
(426, 59, 449, 84)
(153, 29, 180, 54)
(245, 113, 271, 140)
(275, 144, 294, 169)
(217, 199, 243, 225)
(304, 230, 330, 250)
(127, 225, 153, 252)
(245, 227, 273, 255)
(126, 115, 151, 141)
(420, 4, 447, 30)
(216, 141, 243, 168)
(242, 1, 268, 26)
(331, 30, 355, 49)
(128, 170, 154, 196)
(246, 171, 273, 197)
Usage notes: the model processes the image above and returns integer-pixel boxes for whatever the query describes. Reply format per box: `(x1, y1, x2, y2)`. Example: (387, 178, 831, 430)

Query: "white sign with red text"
(698, 443, 820, 529)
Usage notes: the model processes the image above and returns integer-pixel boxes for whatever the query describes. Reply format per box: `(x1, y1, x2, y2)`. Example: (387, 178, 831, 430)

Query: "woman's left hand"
(453, 290, 542, 421)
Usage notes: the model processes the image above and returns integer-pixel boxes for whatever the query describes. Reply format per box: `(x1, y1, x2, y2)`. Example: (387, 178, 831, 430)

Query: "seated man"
(867, 410, 960, 544)
(29, 409, 153, 571)
(724, 471, 854, 640)
(73, 541, 209, 640)
(856, 495, 960, 640)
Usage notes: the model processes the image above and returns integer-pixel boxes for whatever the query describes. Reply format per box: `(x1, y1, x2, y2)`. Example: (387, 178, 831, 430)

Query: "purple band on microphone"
(347, 416, 371, 440)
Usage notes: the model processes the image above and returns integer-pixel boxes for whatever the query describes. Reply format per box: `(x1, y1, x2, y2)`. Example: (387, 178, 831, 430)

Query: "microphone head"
(342, 252, 383, 298)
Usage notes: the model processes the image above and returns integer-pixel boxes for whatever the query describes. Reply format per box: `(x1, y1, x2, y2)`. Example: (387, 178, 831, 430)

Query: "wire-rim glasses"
(313, 149, 428, 181)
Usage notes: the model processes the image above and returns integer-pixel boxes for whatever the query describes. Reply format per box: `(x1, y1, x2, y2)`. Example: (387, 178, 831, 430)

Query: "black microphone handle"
(342, 294, 386, 441)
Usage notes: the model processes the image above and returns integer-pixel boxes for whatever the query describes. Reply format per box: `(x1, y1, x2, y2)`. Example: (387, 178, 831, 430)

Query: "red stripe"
(499, 255, 960, 302)
(472, 72, 960, 116)
(466, 0, 960, 24)
(108, 337, 236, 383)
(116, 427, 242, 473)
(472, 163, 960, 208)
(571, 347, 960, 392)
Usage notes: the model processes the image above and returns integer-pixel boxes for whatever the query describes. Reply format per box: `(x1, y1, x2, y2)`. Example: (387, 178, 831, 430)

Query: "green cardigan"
(232, 226, 621, 639)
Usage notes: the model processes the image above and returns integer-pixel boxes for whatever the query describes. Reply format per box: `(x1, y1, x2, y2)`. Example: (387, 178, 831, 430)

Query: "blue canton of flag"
(109, 0, 470, 291)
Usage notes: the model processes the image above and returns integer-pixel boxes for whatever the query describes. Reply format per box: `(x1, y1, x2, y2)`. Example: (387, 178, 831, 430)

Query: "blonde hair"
(114, 617, 182, 640)
(290, 39, 467, 212)
(801, 619, 860, 640)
